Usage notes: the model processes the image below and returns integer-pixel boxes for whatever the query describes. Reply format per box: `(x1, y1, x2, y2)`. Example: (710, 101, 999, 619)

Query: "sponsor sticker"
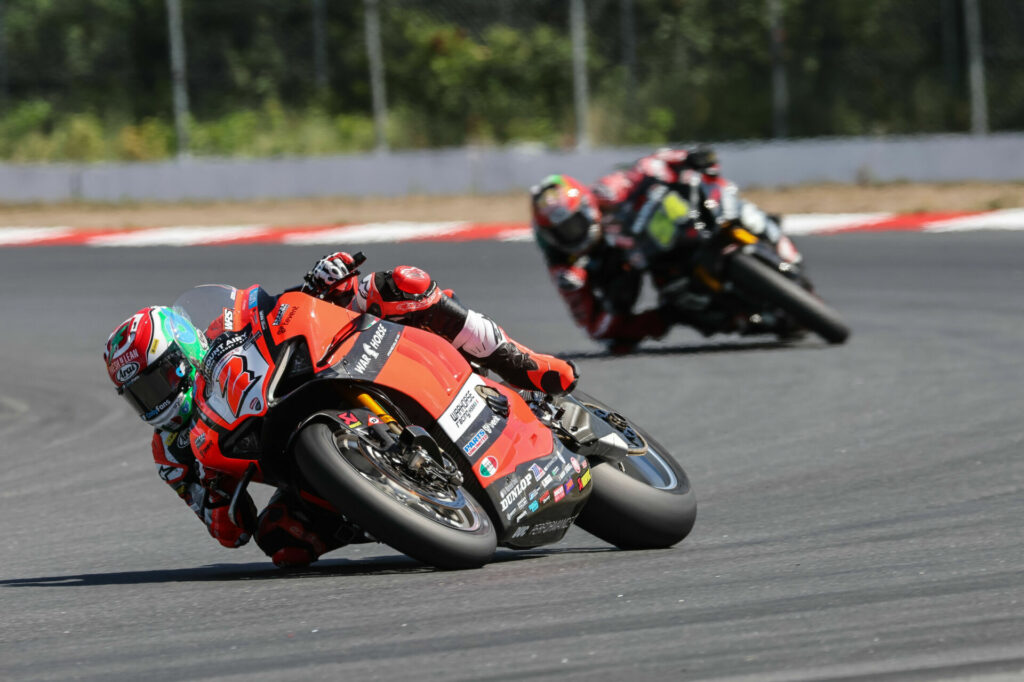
(565, 479, 575, 494)
(478, 455, 498, 478)
(528, 517, 575, 536)
(500, 474, 533, 512)
(579, 469, 592, 490)
(272, 303, 290, 327)
(248, 288, 259, 308)
(338, 411, 362, 429)
(553, 486, 565, 502)
(529, 463, 545, 479)
(352, 321, 392, 375)
(463, 429, 488, 457)
(438, 374, 487, 440)
(528, 500, 539, 512)
(570, 456, 581, 474)
(115, 361, 140, 383)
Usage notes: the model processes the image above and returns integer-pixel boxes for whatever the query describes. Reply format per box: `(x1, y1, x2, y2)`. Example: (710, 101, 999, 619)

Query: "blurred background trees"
(0, 0, 1019, 161)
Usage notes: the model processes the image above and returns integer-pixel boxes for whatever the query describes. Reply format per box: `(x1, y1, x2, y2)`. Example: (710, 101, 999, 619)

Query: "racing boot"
(453, 309, 578, 395)
(396, 284, 578, 395)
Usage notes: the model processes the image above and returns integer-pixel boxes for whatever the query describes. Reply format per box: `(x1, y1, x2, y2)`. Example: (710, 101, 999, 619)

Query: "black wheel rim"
(334, 432, 485, 533)
(583, 403, 680, 491)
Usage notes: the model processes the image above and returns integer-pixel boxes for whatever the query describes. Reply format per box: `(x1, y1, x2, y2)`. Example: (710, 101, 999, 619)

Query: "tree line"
(0, 0, 1018, 162)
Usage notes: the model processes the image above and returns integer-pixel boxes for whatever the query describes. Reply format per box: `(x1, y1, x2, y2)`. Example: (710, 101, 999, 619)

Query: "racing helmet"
(104, 306, 208, 431)
(531, 174, 602, 257)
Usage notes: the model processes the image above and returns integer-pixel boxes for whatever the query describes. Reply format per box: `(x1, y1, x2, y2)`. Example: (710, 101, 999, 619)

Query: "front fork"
(344, 387, 463, 487)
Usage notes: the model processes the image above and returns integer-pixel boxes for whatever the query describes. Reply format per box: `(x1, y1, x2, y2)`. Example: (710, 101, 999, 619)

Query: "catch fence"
(0, 0, 1022, 161)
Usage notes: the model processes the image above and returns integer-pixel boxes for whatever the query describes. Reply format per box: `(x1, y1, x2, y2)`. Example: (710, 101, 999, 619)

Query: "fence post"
(768, 0, 788, 138)
(0, 0, 7, 107)
(963, 0, 989, 135)
(165, 0, 191, 157)
(364, 0, 389, 152)
(621, 0, 637, 118)
(312, 0, 329, 91)
(570, 0, 590, 150)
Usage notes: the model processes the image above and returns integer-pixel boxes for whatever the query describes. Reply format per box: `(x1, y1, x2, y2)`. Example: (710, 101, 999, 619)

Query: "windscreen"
(172, 284, 238, 339)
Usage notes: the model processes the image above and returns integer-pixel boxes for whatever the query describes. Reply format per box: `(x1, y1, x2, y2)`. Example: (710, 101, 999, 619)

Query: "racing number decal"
(217, 355, 257, 416)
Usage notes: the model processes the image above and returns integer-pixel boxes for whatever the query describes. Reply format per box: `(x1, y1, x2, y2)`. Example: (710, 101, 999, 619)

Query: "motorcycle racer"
(531, 146, 785, 353)
(103, 258, 578, 568)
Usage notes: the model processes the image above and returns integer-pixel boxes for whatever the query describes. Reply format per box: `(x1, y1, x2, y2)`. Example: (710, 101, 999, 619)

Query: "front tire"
(295, 422, 496, 569)
(571, 395, 697, 549)
(729, 251, 850, 344)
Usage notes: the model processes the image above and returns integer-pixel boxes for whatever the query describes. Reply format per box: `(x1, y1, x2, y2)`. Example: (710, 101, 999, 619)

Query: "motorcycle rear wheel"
(729, 251, 850, 344)
(571, 394, 697, 550)
(295, 422, 496, 569)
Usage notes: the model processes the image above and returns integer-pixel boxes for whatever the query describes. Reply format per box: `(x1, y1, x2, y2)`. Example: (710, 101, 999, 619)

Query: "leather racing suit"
(152, 265, 578, 567)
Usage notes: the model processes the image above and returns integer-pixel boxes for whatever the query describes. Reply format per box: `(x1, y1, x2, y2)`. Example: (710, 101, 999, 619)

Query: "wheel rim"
(583, 403, 679, 491)
(334, 432, 484, 532)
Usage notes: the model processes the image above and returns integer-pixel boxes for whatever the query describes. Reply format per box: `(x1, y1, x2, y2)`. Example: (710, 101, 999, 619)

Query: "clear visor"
(119, 347, 190, 418)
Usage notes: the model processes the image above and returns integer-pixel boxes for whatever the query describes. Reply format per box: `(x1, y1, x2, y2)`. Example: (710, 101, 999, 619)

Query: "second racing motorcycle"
(171, 262, 696, 569)
(616, 179, 850, 344)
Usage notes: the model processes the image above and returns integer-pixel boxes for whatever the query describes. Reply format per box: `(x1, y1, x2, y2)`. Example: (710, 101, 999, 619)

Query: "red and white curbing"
(2, 210, 1024, 248)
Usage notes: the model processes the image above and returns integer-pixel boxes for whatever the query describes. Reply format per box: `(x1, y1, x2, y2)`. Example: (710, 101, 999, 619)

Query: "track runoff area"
(2, 208, 1024, 247)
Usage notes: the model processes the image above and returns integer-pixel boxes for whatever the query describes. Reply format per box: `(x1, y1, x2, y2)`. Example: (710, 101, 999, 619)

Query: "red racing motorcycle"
(171, 267, 696, 569)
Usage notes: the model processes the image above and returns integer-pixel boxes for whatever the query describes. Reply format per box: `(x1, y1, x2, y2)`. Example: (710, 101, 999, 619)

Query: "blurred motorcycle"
(618, 180, 850, 344)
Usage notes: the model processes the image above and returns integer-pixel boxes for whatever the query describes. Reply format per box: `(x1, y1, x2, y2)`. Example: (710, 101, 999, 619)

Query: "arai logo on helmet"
(115, 362, 140, 384)
(478, 456, 498, 478)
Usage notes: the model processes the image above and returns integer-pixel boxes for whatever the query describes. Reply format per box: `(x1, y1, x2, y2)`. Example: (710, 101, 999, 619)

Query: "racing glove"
(304, 251, 357, 295)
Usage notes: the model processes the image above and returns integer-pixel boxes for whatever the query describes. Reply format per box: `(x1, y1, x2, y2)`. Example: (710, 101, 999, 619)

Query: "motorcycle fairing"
(190, 286, 280, 480)
(267, 292, 558, 485)
(493, 441, 593, 546)
(193, 289, 576, 539)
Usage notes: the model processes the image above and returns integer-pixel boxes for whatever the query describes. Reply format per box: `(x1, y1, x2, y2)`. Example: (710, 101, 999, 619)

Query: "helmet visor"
(120, 347, 190, 419)
(553, 213, 591, 248)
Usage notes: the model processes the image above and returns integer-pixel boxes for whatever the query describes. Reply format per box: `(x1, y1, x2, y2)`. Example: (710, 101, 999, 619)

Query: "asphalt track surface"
(1, 232, 1022, 681)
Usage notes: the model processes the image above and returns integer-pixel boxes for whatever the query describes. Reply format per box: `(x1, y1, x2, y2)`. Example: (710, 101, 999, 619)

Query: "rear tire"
(295, 422, 496, 569)
(571, 394, 697, 549)
(729, 252, 850, 344)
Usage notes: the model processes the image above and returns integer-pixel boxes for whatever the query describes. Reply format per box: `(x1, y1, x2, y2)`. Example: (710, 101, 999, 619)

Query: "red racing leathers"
(537, 148, 762, 351)
(151, 265, 578, 566)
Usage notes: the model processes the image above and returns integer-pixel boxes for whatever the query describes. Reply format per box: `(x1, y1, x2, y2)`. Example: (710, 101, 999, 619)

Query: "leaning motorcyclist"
(103, 256, 578, 568)
(531, 146, 784, 353)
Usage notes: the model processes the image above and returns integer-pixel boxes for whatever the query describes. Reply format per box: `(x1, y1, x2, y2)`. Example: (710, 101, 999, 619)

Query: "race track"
(1, 232, 1022, 681)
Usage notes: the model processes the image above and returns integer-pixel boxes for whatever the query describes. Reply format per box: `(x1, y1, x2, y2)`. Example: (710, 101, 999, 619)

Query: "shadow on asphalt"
(0, 546, 614, 587)
(559, 337, 828, 361)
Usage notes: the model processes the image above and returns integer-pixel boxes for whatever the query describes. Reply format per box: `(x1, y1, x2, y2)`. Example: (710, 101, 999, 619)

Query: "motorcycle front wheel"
(728, 251, 850, 344)
(571, 393, 697, 550)
(295, 422, 496, 569)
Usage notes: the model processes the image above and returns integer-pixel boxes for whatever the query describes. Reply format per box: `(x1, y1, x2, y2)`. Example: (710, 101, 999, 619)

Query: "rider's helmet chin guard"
(104, 306, 208, 431)
(531, 174, 603, 258)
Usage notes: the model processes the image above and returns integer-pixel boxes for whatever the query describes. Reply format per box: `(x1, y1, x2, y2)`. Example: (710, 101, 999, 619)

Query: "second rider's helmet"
(104, 306, 208, 432)
(530, 174, 602, 257)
